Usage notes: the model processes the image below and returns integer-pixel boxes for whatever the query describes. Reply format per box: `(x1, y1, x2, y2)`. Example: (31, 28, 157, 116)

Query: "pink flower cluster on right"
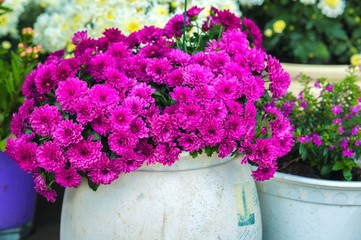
(6, 7, 292, 201)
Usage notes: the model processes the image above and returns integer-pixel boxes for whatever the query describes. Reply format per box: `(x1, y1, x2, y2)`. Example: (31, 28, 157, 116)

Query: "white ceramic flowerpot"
(60, 153, 262, 240)
(256, 171, 361, 240)
(282, 63, 361, 94)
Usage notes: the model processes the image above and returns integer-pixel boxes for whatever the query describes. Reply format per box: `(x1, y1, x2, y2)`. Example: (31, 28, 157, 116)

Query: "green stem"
(182, 0, 187, 52)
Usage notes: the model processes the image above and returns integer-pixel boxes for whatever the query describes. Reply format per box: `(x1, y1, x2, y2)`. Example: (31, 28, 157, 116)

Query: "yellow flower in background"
(1, 41, 11, 49)
(350, 54, 361, 66)
(273, 20, 286, 33)
(324, 0, 339, 8)
(264, 29, 273, 37)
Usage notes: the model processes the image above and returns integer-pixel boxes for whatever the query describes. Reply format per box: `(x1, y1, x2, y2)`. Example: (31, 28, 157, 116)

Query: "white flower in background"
(317, 0, 345, 18)
(33, 0, 242, 52)
(299, 0, 316, 5)
(239, 0, 264, 7)
(0, 0, 32, 37)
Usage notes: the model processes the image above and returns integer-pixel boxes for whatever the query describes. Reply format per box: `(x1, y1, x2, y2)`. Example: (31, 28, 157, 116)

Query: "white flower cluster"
(33, 0, 242, 52)
(317, 0, 345, 18)
(239, 0, 264, 7)
(0, 0, 33, 37)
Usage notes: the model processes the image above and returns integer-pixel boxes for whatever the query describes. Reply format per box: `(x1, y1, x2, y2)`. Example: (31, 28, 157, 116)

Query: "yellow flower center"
(126, 21, 141, 33)
(273, 20, 286, 34)
(324, 0, 340, 8)
(264, 29, 273, 37)
(350, 54, 361, 66)
(0, 15, 7, 26)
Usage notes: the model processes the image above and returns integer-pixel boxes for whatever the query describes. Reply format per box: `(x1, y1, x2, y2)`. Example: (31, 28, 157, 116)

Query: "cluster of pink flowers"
(6, 7, 292, 201)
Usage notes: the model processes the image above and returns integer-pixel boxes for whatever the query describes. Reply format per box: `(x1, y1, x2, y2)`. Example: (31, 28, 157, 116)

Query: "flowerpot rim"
(272, 170, 361, 189)
(281, 62, 352, 69)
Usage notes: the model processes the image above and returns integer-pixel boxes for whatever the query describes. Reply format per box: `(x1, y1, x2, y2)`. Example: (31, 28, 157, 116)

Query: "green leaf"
(320, 165, 332, 176)
(332, 161, 344, 171)
(87, 178, 100, 191)
(343, 170, 352, 181)
(189, 151, 199, 158)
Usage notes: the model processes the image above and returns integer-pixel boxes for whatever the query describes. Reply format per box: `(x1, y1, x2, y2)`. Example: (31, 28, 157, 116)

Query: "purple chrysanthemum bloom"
(34, 64, 58, 94)
(115, 152, 144, 173)
(216, 9, 242, 30)
(343, 148, 354, 158)
(190, 51, 207, 65)
(198, 119, 225, 146)
(88, 153, 122, 185)
(193, 85, 215, 100)
(339, 126, 344, 134)
(128, 82, 155, 105)
(301, 101, 308, 109)
(214, 76, 241, 100)
(167, 69, 185, 87)
(89, 84, 120, 114)
(242, 17, 263, 50)
(34, 173, 57, 202)
(8, 137, 38, 173)
(351, 126, 360, 135)
(166, 49, 190, 66)
(241, 75, 265, 101)
(103, 28, 126, 43)
(150, 114, 178, 143)
(204, 100, 228, 120)
(204, 51, 230, 74)
(73, 98, 97, 125)
(225, 115, 247, 140)
(249, 138, 278, 164)
(134, 26, 164, 44)
(325, 84, 334, 92)
(134, 139, 156, 164)
(356, 140, 361, 146)
(244, 102, 257, 126)
(240, 48, 265, 73)
(297, 136, 310, 143)
(226, 100, 244, 116)
(350, 105, 361, 115)
(72, 30, 89, 45)
(51, 63, 75, 82)
(175, 103, 202, 131)
(11, 112, 25, 138)
(218, 139, 237, 158)
(331, 105, 342, 115)
(274, 134, 294, 157)
(29, 104, 62, 137)
(219, 30, 249, 55)
(88, 54, 116, 82)
(66, 137, 103, 171)
(333, 118, 341, 125)
(251, 165, 277, 181)
(22, 71, 36, 98)
(122, 96, 147, 115)
(341, 137, 349, 149)
(55, 77, 88, 113)
(186, 6, 203, 18)
(54, 167, 82, 188)
(267, 55, 291, 98)
(154, 142, 181, 166)
(183, 64, 214, 86)
(146, 58, 171, 84)
(36, 141, 66, 172)
(106, 42, 131, 60)
(91, 115, 110, 136)
(108, 130, 138, 156)
(312, 134, 322, 146)
(314, 81, 322, 88)
(164, 13, 190, 38)
(281, 100, 294, 116)
(178, 133, 203, 153)
(129, 118, 149, 138)
(110, 107, 134, 131)
(53, 120, 83, 147)
(170, 86, 194, 103)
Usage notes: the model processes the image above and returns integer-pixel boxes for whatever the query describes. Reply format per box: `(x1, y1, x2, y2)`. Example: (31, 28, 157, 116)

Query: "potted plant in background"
(0, 1, 44, 239)
(239, 0, 361, 91)
(255, 70, 361, 240)
(5, 6, 294, 239)
(32, 0, 242, 52)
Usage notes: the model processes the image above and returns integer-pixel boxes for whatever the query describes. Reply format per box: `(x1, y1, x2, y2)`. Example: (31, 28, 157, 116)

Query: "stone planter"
(60, 153, 262, 240)
(282, 63, 361, 94)
(255, 171, 361, 240)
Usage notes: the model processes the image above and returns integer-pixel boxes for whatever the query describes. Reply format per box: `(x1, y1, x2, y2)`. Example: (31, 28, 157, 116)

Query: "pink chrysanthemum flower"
(167, 69, 185, 87)
(225, 115, 247, 140)
(193, 85, 215, 100)
(88, 54, 116, 81)
(175, 103, 202, 131)
(129, 118, 149, 138)
(53, 120, 83, 147)
(10, 138, 38, 173)
(166, 49, 190, 66)
(36, 141, 66, 172)
(178, 133, 203, 152)
(198, 119, 225, 146)
(218, 139, 237, 158)
(170, 86, 194, 103)
(108, 130, 138, 156)
(88, 154, 122, 185)
(34, 64, 58, 94)
(72, 30, 89, 45)
(54, 167, 82, 188)
(10, 113, 23, 137)
(331, 105, 342, 115)
(122, 96, 147, 115)
(183, 64, 214, 86)
(91, 115, 110, 136)
(22, 71, 36, 98)
(146, 58, 172, 84)
(164, 13, 190, 38)
(29, 104, 62, 137)
(154, 142, 181, 166)
(34, 173, 57, 202)
(55, 77, 89, 113)
(150, 114, 178, 143)
(89, 84, 120, 113)
(103, 28, 126, 43)
(128, 82, 155, 105)
(214, 76, 241, 100)
(109, 107, 134, 131)
(66, 137, 103, 171)
(204, 100, 228, 120)
(267, 55, 291, 98)
(73, 98, 97, 125)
